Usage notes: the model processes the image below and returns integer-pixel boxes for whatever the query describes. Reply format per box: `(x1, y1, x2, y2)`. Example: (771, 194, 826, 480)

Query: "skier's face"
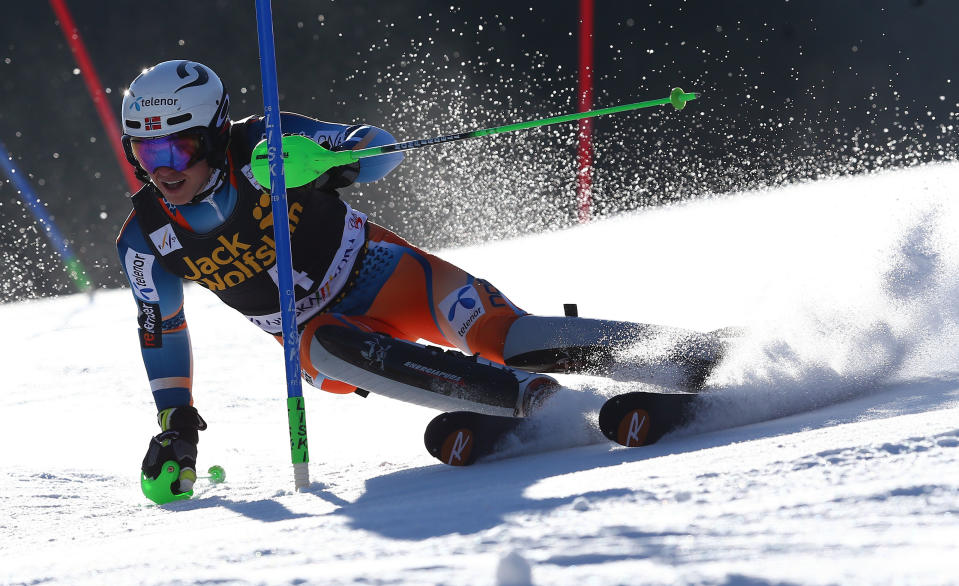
(150, 160, 213, 205)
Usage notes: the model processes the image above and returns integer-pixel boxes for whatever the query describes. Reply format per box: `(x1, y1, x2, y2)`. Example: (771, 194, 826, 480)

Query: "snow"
(3, 163, 959, 585)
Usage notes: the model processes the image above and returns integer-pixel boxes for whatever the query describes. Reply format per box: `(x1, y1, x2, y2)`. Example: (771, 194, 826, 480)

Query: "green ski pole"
(250, 87, 699, 189)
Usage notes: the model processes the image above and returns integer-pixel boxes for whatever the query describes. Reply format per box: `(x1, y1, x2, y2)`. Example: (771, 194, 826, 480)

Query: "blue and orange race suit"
(117, 113, 527, 410)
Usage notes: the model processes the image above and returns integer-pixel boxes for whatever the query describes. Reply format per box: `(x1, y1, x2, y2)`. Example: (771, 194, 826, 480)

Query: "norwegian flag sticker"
(145, 116, 162, 131)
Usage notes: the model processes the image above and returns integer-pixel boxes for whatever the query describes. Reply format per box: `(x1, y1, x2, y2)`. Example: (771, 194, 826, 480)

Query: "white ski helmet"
(121, 60, 231, 182)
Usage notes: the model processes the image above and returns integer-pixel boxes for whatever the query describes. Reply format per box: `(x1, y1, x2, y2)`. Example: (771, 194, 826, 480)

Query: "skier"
(119, 60, 723, 493)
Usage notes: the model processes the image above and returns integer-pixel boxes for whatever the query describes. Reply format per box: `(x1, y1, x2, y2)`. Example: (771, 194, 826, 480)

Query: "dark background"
(2, 1, 957, 301)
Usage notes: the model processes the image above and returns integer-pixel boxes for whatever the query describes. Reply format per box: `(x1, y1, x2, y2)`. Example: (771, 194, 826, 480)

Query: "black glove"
(141, 405, 207, 494)
(313, 140, 360, 191)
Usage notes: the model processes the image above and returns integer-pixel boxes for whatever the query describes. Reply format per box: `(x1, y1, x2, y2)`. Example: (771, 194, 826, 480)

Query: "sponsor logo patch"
(441, 429, 473, 466)
(439, 285, 485, 342)
(240, 163, 263, 190)
(129, 96, 180, 111)
(149, 224, 183, 256)
(360, 338, 390, 371)
(137, 299, 163, 349)
(125, 249, 158, 302)
(403, 361, 465, 385)
(348, 212, 364, 230)
(617, 409, 651, 447)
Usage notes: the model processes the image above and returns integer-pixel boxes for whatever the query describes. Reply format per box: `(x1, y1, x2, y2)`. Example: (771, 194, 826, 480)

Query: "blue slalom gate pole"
(254, 0, 310, 490)
(0, 139, 91, 293)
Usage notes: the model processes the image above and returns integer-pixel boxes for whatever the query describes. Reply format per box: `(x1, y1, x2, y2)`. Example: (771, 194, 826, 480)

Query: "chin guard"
(141, 460, 194, 505)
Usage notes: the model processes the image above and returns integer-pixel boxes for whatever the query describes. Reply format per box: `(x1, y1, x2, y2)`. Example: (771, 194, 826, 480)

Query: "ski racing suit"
(118, 113, 724, 422)
(118, 113, 562, 419)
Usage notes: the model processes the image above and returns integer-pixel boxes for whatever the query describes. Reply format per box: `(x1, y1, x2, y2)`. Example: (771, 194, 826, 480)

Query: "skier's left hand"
(314, 140, 360, 191)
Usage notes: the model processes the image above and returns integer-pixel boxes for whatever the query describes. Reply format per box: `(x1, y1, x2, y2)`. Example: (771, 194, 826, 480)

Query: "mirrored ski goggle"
(129, 130, 208, 174)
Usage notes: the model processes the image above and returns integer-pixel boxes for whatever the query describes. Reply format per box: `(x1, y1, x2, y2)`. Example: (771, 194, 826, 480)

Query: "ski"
(424, 390, 704, 466)
(598, 391, 700, 447)
(424, 410, 528, 466)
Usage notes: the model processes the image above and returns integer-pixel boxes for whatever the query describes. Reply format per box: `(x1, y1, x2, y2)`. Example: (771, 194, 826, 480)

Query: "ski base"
(598, 391, 700, 447)
(424, 411, 526, 466)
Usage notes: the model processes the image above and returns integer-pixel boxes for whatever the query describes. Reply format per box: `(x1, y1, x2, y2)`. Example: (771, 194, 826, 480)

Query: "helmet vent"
(167, 113, 192, 126)
(125, 120, 142, 129)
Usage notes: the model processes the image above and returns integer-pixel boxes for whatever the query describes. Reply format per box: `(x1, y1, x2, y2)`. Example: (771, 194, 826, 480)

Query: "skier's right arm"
(119, 212, 207, 493)
(116, 211, 194, 411)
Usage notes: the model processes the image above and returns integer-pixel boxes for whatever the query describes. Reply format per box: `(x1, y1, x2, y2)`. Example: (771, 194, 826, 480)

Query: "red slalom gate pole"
(576, 0, 594, 223)
(49, 0, 141, 195)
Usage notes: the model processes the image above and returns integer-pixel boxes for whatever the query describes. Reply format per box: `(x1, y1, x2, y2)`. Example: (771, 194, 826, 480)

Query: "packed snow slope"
(3, 164, 959, 585)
